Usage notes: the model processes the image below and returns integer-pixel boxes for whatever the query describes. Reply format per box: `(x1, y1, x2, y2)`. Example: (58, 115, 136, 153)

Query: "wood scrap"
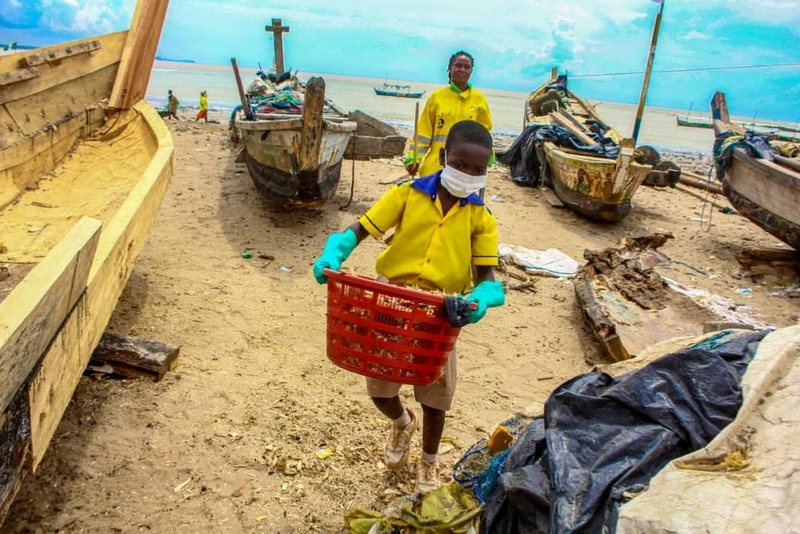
(548, 111, 596, 146)
(539, 186, 565, 208)
(89, 332, 180, 381)
(678, 174, 723, 195)
(673, 184, 729, 210)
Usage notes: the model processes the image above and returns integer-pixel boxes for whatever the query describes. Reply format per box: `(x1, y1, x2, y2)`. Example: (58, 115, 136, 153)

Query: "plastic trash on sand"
(499, 244, 580, 278)
(475, 328, 771, 533)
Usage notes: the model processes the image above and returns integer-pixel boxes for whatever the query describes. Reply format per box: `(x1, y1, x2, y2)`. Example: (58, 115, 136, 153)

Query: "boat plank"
(0, 217, 102, 414)
(20, 40, 102, 68)
(0, 108, 106, 209)
(3, 63, 117, 137)
(27, 102, 173, 471)
(109, 0, 169, 109)
(0, 68, 39, 87)
(549, 112, 595, 146)
(298, 77, 325, 170)
(0, 32, 125, 108)
(728, 150, 800, 225)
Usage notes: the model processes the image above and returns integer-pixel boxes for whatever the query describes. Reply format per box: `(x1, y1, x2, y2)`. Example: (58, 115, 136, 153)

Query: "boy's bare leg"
(371, 395, 404, 420)
(421, 404, 445, 455)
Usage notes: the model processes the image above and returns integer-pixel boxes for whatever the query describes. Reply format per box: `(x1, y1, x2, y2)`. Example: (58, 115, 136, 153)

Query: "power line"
(570, 62, 800, 78)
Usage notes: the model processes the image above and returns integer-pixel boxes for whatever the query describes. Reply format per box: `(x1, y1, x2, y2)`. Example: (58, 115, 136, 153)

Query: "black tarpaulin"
(482, 329, 770, 534)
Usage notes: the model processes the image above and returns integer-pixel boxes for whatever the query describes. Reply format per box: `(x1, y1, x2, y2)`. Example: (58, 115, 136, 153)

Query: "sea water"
(146, 60, 797, 153)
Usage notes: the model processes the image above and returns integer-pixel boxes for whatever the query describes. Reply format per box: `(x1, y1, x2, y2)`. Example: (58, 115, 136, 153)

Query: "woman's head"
(447, 51, 474, 88)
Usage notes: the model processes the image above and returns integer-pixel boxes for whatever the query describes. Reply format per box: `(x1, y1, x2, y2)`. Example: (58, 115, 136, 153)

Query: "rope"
(571, 62, 800, 79)
(339, 131, 357, 210)
(700, 162, 719, 233)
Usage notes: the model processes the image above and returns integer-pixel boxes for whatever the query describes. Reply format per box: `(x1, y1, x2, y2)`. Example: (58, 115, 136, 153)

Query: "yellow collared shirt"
(406, 83, 493, 177)
(359, 173, 498, 294)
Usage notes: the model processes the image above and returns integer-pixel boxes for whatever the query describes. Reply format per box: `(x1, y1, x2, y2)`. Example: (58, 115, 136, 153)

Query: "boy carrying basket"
(313, 120, 505, 492)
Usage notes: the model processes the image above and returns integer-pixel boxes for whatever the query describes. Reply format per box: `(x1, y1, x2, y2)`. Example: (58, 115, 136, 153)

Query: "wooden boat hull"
(522, 69, 653, 222)
(0, 28, 172, 519)
(543, 143, 651, 222)
(711, 91, 800, 250)
(676, 116, 712, 128)
(722, 148, 800, 249)
(236, 115, 356, 206)
(373, 88, 424, 98)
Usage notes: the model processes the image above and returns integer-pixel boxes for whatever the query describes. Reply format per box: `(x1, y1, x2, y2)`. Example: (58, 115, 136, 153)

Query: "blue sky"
(2, 0, 799, 121)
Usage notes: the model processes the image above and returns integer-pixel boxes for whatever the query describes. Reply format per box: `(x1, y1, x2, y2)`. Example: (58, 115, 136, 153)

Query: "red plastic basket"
(324, 269, 462, 385)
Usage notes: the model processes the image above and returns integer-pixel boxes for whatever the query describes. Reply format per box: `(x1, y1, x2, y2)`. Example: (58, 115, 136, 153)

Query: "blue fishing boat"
(373, 83, 425, 99)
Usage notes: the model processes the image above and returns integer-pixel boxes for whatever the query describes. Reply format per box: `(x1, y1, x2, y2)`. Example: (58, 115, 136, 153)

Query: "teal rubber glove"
(313, 229, 359, 284)
(465, 280, 505, 324)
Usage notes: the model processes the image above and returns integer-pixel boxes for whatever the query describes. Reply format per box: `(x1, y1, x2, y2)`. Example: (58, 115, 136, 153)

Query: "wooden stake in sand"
(230, 57, 255, 120)
(410, 101, 420, 177)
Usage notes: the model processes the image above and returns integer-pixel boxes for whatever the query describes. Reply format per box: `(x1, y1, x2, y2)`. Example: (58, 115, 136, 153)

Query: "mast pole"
(631, 0, 665, 145)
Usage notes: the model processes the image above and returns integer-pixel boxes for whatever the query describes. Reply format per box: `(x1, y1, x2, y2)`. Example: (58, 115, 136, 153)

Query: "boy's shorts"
(365, 348, 457, 411)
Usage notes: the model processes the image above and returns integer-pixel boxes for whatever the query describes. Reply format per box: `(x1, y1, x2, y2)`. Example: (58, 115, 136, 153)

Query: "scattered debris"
(172, 478, 191, 494)
(88, 332, 180, 382)
(499, 244, 580, 278)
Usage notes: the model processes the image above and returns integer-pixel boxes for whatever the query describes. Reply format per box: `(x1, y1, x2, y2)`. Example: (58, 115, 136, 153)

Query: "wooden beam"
(27, 101, 173, 471)
(549, 111, 596, 146)
(0, 217, 102, 414)
(678, 174, 723, 195)
(89, 332, 179, 381)
(19, 40, 102, 68)
(298, 77, 325, 170)
(0, 67, 39, 87)
(265, 18, 290, 76)
(109, 0, 171, 110)
(230, 58, 255, 120)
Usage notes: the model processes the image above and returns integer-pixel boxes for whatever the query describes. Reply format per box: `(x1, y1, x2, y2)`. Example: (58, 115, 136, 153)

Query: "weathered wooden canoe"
(574, 235, 765, 361)
(0, 5, 172, 520)
(522, 69, 652, 222)
(234, 76, 357, 207)
(710, 91, 800, 250)
(345, 110, 407, 161)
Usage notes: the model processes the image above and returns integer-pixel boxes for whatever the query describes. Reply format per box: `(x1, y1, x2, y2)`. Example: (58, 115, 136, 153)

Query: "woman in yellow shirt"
(405, 51, 493, 177)
(195, 90, 208, 123)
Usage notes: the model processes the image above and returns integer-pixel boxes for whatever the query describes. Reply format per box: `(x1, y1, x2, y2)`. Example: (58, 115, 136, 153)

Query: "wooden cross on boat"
(265, 18, 290, 76)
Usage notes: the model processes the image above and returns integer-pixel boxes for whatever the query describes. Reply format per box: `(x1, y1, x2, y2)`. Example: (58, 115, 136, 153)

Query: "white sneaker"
(416, 458, 440, 493)
(385, 408, 416, 470)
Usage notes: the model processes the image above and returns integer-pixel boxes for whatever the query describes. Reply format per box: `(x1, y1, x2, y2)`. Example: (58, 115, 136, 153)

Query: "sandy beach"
(4, 110, 798, 533)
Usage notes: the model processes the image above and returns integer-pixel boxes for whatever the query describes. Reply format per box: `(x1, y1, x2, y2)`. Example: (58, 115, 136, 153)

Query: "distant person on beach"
(405, 51, 493, 178)
(313, 120, 505, 493)
(196, 91, 208, 122)
(167, 89, 180, 120)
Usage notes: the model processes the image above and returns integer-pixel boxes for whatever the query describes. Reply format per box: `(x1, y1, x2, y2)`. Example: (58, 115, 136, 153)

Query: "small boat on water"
(710, 91, 800, 249)
(233, 74, 357, 207)
(502, 68, 653, 222)
(0, 4, 172, 519)
(373, 83, 425, 99)
(676, 115, 713, 128)
(678, 114, 799, 142)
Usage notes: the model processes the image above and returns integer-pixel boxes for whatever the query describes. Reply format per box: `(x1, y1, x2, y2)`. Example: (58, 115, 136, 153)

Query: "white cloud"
(27, 0, 135, 35)
(680, 30, 711, 41)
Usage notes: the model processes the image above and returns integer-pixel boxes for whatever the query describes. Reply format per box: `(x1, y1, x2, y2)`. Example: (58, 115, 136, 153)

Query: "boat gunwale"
(235, 115, 357, 133)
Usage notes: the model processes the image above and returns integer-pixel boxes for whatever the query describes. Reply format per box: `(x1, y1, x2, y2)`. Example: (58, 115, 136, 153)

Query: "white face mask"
(440, 152, 487, 198)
